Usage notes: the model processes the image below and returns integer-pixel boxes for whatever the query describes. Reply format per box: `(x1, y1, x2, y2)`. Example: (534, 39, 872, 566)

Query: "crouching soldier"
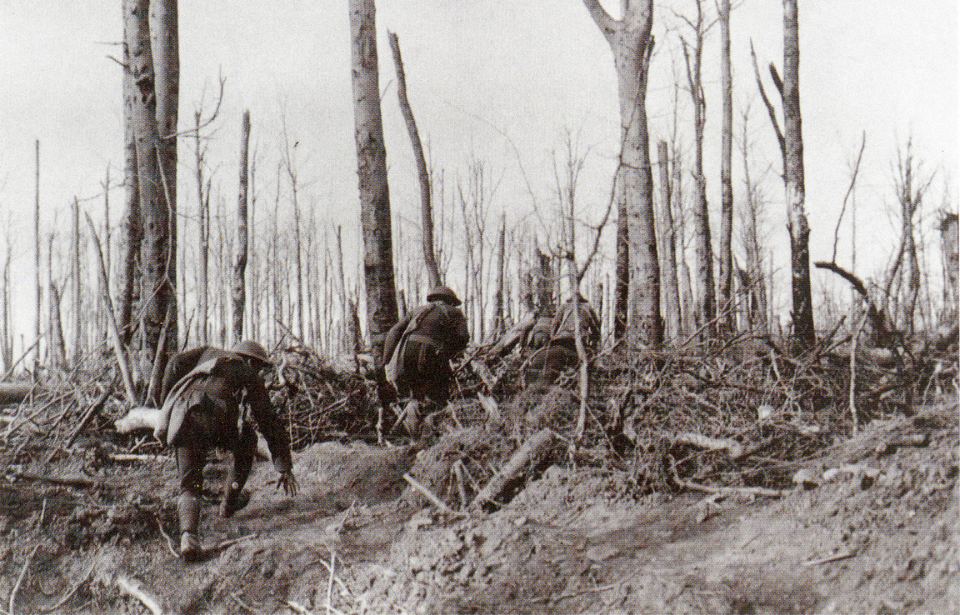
(383, 286, 470, 437)
(525, 294, 601, 385)
(155, 340, 298, 562)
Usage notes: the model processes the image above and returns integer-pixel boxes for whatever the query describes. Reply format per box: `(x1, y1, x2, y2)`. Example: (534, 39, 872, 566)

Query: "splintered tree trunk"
(491, 214, 506, 339)
(717, 0, 734, 333)
(783, 0, 815, 350)
(741, 114, 769, 333)
(584, 0, 661, 347)
(388, 31, 442, 290)
(127, 0, 173, 378)
(1, 249, 11, 371)
(942, 214, 959, 322)
(349, 0, 399, 367)
(233, 110, 250, 344)
(657, 140, 681, 342)
(537, 248, 553, 309)
(49, 284, 66, 371)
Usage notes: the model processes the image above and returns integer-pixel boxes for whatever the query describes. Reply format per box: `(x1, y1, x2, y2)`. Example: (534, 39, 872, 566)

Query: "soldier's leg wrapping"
(227, 421, 257, 493)
(176, 444, 205, 536)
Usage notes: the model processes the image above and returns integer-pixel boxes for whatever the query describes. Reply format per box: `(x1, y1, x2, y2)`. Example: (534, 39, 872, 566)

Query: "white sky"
(0, 0, 957, 352)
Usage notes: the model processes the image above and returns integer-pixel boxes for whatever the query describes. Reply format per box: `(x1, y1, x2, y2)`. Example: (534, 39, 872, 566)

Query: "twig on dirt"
(313, 556, 351, 598)
(403, 473, 458, 516)
(284, 599, 316, 615)
(323, 551, 346, 615)
(155, 515, 178, 557)
(39, 564, 94, 613)
(116, 575, 163, 615)
(215, 533, 258, 551)
(529, 582, 618, 604)
(228, 591, 260, 614)
(670, 459, 787, 498)
(8, 545, 40, 615)
(803, 550, 857, 566)
(12, 471, 97, 488)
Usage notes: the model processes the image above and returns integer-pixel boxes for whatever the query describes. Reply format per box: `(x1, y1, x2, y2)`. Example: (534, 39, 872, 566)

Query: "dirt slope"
(0, 399, 956, 614)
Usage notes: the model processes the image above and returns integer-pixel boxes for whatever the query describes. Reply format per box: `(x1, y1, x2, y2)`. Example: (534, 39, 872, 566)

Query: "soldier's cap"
(427, 285, 462, 307)
(232, 340, 273, 366)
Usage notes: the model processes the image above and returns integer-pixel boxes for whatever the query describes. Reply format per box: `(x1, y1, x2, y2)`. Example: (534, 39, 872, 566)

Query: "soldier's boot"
(178, 493, 203, 562)
(221, 426, 256, 518)
(220, 484, 251, 518)
(402, 400, 421, 438)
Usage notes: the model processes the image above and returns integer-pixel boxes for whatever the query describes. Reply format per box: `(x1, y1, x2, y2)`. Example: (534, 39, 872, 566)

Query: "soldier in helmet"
(156, 340, 298, 562)
(525, 293, 601, 385)
(383, 286, 470, 436)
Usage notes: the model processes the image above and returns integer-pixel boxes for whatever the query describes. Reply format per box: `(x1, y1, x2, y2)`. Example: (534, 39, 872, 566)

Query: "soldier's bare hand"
(276, 470, 298, 497)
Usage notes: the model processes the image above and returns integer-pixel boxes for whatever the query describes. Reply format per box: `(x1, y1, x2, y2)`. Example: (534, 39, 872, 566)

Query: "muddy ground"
(0, 395, 957, 614)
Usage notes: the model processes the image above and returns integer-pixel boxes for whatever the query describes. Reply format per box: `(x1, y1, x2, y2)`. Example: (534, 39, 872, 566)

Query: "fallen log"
(674, 432, 744, 458)
(470, 428, 555, 512)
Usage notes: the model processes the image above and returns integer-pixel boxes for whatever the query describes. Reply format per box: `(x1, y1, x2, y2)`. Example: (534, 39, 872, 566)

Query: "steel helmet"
(232, 340, 273, 366)
(426, 285, 461, 307)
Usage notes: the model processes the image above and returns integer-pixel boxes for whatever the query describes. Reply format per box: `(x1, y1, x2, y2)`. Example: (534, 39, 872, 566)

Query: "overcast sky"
(0, 0, 956, 350)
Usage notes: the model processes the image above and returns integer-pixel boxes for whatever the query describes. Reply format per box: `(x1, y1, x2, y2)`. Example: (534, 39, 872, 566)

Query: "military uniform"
(158, 341, 295, 561)
(383, 286, 469, 434)
(524, 297, 601, 385)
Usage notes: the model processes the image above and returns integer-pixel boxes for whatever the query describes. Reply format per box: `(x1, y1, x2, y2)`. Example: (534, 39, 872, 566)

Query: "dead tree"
(941, 212, 958, 323)
(717, 0, 734, 332)
(117, 2, 141, 348)
(388, 31, 442, 289)
(34, 140, 41, 372)
(233, 110, 251, 343)
(72, 197, 82, 365)
(127, 0, 175, 386)
(583, 0, 662, 347)
(193, 109, 210, 345)
(738, 106, 769, 333)
(48, 283, 66, 371)
(349, 0, 399, 367)
(657, 140, 681, 342)
(681, 0, 717, 340)
(152, 0, 180, 361)
(782, 0, 815, 350)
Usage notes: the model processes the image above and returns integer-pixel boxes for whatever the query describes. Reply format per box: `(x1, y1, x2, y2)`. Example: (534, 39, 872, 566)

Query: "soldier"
(383, 286, 470, 436)
(525, 294, 601, 385)
(156, 340, 298, 562)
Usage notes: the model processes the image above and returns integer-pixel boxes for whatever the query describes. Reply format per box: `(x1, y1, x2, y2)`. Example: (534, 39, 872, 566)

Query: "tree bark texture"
(117, 3, 142, 348)
(388, 31, 442, 290)
(233, 110, 250, 344)
(783, 0, 816, 350)
(349, 0, 399, 367)
(127, 0, 174, 375)
(718, 0, 734, 333)
(34, 140, 41, 369)
(584, 0, 662, 347)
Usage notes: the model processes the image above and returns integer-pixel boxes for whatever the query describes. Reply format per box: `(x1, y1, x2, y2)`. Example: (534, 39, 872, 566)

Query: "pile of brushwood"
(443, 318, 958, 508)
(268, 344, 376, 448)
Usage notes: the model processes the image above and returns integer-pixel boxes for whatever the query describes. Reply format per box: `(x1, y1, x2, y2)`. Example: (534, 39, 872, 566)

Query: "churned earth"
(0, 397, 956, 614)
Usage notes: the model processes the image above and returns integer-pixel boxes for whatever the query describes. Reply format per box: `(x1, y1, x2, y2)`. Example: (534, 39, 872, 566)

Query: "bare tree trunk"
(388, 31, 441, 289)
(585, 0, 661, 347)
(491, 214, 506, 339)
(249, 155, 259, 340)
(682, 2, 716, 341)
(1, 248, 11, 371)
(783, 0, 815, 351)
(349, 0, 399, 367)
(72, 197, 82, 365)
(740, 109, 768, 333)
(194, 111, 209, 345)
(127, 0, 173, 377)
(335, 225, 349, 353)
(34, 140, 41, 372)
(117, 0, 141, 348)
(233, 110, 250, 344)
(717, 0, 734, 333)
(49, 284, 66, 371)
(151, 0, 179, 356)
(657, 140, 681, 342)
